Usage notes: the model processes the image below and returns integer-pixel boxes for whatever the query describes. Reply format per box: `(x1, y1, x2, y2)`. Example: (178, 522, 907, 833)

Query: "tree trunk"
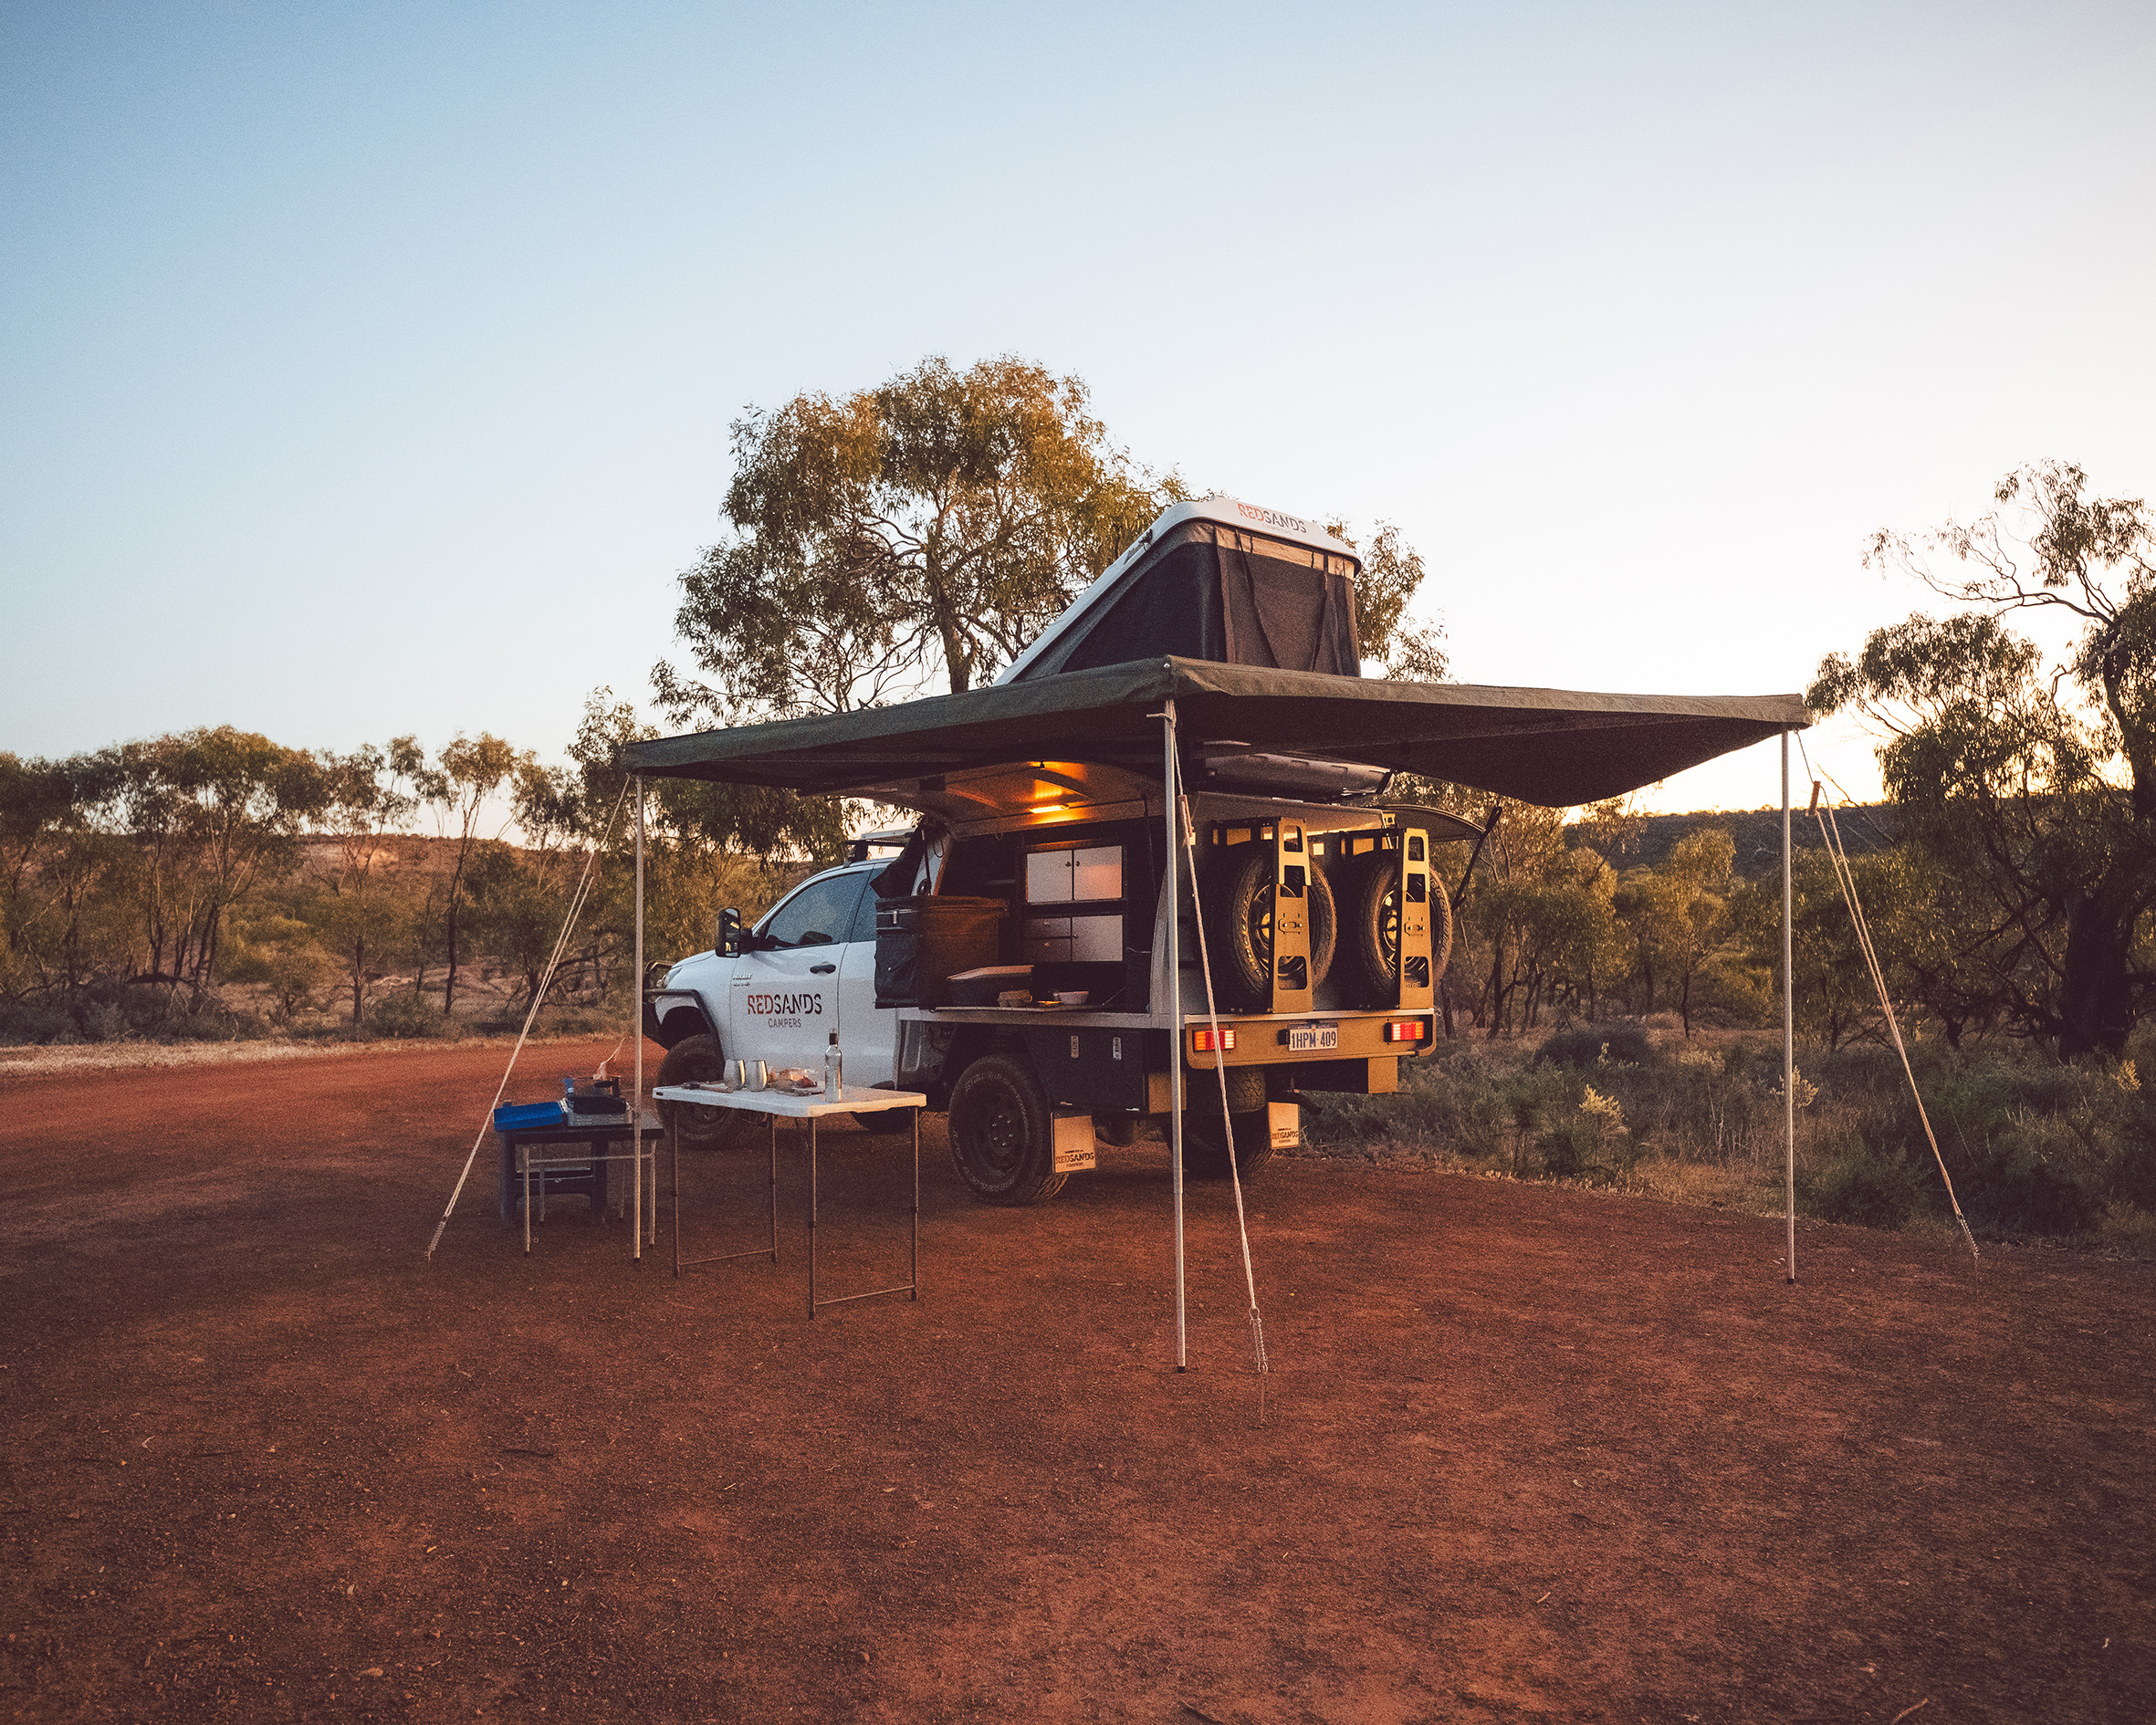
(2057, 889, 2132, 1058)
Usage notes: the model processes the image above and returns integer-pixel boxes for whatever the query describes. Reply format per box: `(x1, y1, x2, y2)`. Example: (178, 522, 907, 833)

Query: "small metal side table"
(652, 1083, 927, 1315)
(495, 1112, 664, 1258)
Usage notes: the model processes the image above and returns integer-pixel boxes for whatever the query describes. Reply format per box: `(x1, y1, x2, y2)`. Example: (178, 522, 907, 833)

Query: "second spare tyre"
(1337, 846, 1453, 1007)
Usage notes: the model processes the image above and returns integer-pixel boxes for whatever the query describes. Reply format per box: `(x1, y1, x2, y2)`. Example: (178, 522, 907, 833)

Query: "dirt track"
(2, 1040, 2151, 1722)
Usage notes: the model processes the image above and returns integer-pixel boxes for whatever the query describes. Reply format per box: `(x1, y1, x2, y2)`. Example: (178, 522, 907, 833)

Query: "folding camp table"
(495, 1112, 664, 1257)
(653, 1083, 926, 1314)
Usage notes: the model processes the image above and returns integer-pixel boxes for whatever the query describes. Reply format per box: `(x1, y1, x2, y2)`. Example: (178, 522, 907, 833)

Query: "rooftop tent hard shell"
(996, 499, 1363, 685)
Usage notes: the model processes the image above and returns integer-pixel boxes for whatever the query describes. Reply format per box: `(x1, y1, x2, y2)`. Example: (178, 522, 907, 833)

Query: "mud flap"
(1268, 1102, 1302, 1153)
(1052, 1112, 1097, 1173)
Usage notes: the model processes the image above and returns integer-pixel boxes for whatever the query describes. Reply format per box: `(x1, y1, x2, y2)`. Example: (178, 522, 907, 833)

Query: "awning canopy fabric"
(622, 657, 1808, 809)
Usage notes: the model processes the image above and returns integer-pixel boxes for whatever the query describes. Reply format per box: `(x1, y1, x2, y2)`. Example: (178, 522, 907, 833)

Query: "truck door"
(733, 870, 870, 1079)
(836, 879, 894, 1090)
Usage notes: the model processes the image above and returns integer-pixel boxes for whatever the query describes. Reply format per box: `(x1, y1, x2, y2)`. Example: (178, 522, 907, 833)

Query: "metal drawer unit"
(1021, 842, 1125, 965)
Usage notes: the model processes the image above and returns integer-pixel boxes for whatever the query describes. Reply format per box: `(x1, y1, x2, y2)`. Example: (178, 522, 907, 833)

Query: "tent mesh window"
(1011, 523, 1362, 681)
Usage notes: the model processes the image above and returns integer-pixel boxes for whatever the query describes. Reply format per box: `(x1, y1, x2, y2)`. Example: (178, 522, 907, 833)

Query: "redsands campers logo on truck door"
(745, 991, 823, 1028)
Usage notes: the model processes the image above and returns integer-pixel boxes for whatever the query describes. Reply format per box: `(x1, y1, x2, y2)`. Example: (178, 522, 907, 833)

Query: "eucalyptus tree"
(663, 354, 1181, 720)
(413, 732, 528, 1016)
(1811, 461, 2156, 1056)
(318, 739, 421, 1026)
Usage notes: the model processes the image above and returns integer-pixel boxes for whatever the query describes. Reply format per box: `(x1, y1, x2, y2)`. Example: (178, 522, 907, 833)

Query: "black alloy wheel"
(947, 1053, 1066, 1206)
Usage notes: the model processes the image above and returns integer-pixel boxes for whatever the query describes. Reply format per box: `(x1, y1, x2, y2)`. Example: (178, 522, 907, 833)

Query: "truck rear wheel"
(1180, 1066, 1279, 1180)
(655, 1034, 746, 1151)
(947, 1053, 1066, 1206)
(1206, 845, 1336, 1009)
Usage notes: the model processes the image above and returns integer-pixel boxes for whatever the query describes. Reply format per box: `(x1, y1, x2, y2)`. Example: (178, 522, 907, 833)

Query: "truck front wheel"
(655, 1034, 745, 1151)
(947, 1054, 1066, 1206)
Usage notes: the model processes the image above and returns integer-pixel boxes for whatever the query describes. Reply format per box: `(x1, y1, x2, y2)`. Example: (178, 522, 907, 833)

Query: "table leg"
(671, 1113, 680, 1279)
(768, 1114, 779, 1263)
(808, 1116, 818, 1318)
(522, 1146, 531, 1257)
(911, 1105, 920, 1301)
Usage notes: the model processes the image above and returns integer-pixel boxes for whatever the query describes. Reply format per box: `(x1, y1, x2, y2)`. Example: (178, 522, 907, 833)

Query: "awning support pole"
(1783, 733, 1795, 1285)
(633, 775, 645, 1265)
(1163, 701, 1187, 1371)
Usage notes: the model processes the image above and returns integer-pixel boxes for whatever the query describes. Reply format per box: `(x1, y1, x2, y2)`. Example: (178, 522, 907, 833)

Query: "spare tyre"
(1338, 848, 1456, 1007)
(1202, 846, 1336, 1011)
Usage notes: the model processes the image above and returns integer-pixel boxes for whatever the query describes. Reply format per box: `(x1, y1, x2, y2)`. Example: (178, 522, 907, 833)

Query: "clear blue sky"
(5, 1, 2152, 814)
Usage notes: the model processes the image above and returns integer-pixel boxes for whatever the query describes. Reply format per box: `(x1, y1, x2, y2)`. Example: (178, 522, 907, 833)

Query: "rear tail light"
(1385, 1019, 1428, 1043)
(1191, 1026, 1237, 1053)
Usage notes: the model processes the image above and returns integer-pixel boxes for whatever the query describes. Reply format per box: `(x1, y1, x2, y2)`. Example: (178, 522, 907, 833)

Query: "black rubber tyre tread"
(1340, 850, 1406, 1008)
(1094, 1115, 1141, 1147)
(1181, 1066, 1275, 1179)
(1201, 846, 1337, 1009)
(1204, 847, 1274, 1010)
(655, 1034, 746, 1151)
(1428, 874, 1456, 984)
(1306, 862, 1337, 989)
(947, 1053, 1068, 1206)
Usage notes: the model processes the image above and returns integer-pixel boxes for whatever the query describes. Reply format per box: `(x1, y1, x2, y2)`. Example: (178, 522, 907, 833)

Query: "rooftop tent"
(997, 500, 1363, 685)
(622, 657, 1809, 810)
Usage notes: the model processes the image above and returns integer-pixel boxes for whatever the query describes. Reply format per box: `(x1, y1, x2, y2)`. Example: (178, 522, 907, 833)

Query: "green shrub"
(368, 989, 459, 1040)
(1808, 1139, 1928, 1229)
(1537, 1025, 1651, 1069)
(0, 999, 75, 1044)
(1536, 1113, 1596, 1180)
(1951, 1140, 2100, 1237)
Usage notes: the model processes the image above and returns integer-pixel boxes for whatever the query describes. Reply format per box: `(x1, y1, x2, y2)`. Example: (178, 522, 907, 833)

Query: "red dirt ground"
(2, 1039, 2151, 1723)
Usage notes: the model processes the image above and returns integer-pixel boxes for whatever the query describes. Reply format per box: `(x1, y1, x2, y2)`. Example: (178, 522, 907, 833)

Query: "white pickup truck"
(638, 498, 1481, 1205)
(643, 779, 1462, 1206)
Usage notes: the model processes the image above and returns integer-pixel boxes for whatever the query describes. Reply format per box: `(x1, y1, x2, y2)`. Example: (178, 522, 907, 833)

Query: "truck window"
(761, 873, 869, 949)
(845, 878, 882, 945)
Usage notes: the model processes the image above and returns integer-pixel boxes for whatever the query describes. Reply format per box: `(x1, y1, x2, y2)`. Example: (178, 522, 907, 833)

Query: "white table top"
(651, 1083, 927, 1120)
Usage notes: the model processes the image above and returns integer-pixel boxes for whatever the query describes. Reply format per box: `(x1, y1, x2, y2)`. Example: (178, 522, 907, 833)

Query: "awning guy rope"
(424, 779, 631, 1260)
(1797, 746, 1979, 1269)
(1163, 707, 1273, 1418)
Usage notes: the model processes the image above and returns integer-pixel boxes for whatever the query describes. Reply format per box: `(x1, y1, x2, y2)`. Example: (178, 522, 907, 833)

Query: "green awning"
(623, 657, 1807, 809)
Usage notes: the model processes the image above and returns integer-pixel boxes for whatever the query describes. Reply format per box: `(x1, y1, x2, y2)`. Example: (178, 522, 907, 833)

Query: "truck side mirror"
(717, 907, 742, 957)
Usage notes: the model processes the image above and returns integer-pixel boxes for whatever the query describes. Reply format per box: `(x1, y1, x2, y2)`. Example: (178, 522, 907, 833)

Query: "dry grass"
(1297, 1016, 2156, 1252)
